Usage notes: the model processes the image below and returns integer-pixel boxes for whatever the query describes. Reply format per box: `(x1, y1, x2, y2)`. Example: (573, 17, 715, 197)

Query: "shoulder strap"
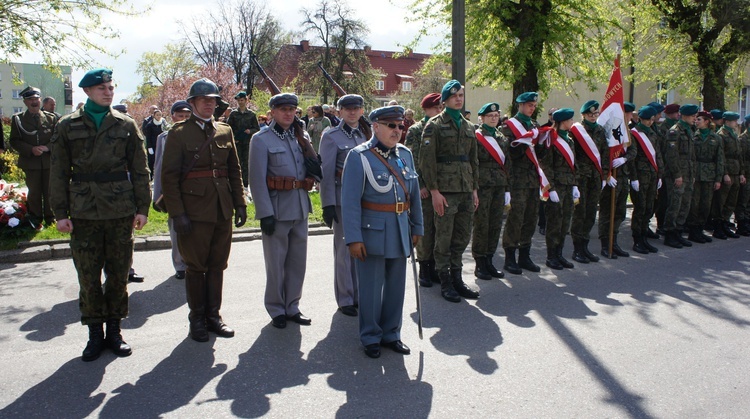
(180, 127, 216, 182)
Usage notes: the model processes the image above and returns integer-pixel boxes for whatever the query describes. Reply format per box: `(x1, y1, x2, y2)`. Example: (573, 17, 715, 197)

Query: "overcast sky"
(17, 0, 444, 106)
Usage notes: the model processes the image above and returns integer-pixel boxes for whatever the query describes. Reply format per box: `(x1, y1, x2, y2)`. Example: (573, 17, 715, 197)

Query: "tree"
(396, 58, 452, 116)
(137, 42, 199, 87)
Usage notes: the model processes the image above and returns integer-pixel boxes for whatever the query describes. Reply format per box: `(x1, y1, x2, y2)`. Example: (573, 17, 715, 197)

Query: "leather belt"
(361, 200, 410, 214)
(184, 169, 228, 179)
(267, 176, 315, 191)
(437, 155, 469, 163)
(335, 169, 343, 179)
(71, 171, 128, 182)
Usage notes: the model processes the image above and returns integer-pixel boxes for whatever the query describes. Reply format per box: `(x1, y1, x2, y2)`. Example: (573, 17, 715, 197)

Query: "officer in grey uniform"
(49, 68, 151, 362)
(319, 94, 370, 317)
(341, 105, 423, 359)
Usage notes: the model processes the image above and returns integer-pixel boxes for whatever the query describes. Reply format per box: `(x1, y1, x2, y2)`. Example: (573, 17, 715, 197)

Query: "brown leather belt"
(184, 169, 228, 179)
(335, 169, 343, 179)
(267, 176, 315, 191)
(361, 200, 410, 214)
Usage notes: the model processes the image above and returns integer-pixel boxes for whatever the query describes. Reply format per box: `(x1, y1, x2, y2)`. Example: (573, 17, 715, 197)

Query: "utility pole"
(452, 0, 466, 92)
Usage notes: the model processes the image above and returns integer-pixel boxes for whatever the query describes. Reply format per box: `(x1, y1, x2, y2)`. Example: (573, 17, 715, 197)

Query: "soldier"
(710, 109, 724, 132)
(735, 114, 750, 236)
(685, 110, 724, 242)
(405, 93, 442, 288)
(570, 100, 609, 263)
(419, 80, 479, 302)
(226, 91, 260, 189)
(249, 93, 322, 329)
(471, 102, 510, 279)
(319, 94, 370, 317)
(341, 105, 423, 359)
(712, 111, 746, 239)
(9, 86, 57, 228)
(655, 103, 681, 234)
(42, 96, 61, 118)
(629, 105, 664, 253)
(662, 104, 699, 248)
(49, 68, 150, 362)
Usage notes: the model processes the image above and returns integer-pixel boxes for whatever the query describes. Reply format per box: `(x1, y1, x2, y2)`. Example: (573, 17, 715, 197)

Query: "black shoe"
(642, 235, 658, 253)
(600, 238, 618, 259)
(503, 248, 523, 275)
(646, 228, 660, 239)
(545, 247, 563, 270)
(339, 305, 358, 317)
(439, 271, 461, 303)
(128, 273, 144, 283)
(485, 255, 505, 278)
(452, 268, 479, 299)
(676, 231, 692, 247)
(364, 343, 381, 358)
(105, 320, 132, 357)
(175, 271, 186, 280)
(82, 324, 105, 362)
(664, 231, 683, 248)
(189, 318, 210, 342)
(286, 312, 312, 325)
(271, 315, 287, 329)
(725, 223, 740, 239)
(701, 232, 713, 242)
(418, 261, 433, 287)
(687, 228, 706, 243)
(556, 246, 574, 269)
(612, 237, 630, 257)
(474, 256, 492, 280)
(382, 340, 410, 355)
(632, 237, 649, 254)
(582, 240, 599, 262)
(518, 246, 541, 272)
(572, 241, 589, 264)
(712, 225, 728, 240)
(207, 318, 235, 338)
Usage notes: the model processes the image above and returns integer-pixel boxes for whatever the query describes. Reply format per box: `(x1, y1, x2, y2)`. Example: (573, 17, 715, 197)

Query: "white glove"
(148, 148, 155, 155)
(548, 191, 560, 203)
(602, 180, 607, 190)
(504, 192, 511, 206)
(607, 176, 618, 188)
(658, 179, 663, 189)
(630, 180, 640, 191)
(572, 186, 580, 200)
(612, 157, 627, 168)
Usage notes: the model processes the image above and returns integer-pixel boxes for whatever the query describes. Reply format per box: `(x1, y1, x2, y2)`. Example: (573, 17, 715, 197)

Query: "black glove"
(304, 156, 323, 180)
(235, 206, 247, 228)
(260, 216, 276, 235)
(322, 205, 338, 228)
(172, 214, 193, 235)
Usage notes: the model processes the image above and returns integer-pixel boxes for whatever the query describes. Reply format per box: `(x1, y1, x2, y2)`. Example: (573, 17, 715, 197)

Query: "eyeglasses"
(383, 122, 406, 130)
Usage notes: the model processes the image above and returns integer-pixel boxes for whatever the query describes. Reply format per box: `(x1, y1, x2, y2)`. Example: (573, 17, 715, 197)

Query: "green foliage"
(136, 41, 199, 87)
(396, 58, 452, 116)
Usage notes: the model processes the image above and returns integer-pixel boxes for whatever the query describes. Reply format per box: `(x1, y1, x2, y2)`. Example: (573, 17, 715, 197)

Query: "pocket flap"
(362, 216, 385, 231)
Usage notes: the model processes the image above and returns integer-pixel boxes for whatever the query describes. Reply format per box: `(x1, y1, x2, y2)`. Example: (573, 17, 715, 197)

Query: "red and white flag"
(597, 55, 629, 167)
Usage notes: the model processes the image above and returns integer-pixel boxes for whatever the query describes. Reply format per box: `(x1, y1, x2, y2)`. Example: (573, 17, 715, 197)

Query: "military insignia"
(589, 106, 596, 113)
(424, 140, 430, 145)
(450, 87, 458, 94)
(491, 104, 497, 111)
(101, 72, 112, 83)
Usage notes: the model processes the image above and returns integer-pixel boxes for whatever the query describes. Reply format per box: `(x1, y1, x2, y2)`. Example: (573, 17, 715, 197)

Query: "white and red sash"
(570, 122, 602, 175)
(506, 118, 550, 196)
(475, 129, 506, 169)
(551, 131, 576, 173)
(630, 128, 658, 172)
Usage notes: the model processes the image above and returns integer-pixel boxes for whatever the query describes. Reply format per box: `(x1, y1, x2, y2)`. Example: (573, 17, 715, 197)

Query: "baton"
(410, 247, 423, 339)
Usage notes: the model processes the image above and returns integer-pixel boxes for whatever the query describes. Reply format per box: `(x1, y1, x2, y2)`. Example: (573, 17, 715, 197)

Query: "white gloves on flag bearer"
(630, 180, 640, 192)
(548, 190, 560, 203)
(504, 192, 511, 207)
(611, 157, 627, 168)
(572, 186, 580, 200)
(607, 176, 618, 188)
(658, 179, 663, 189)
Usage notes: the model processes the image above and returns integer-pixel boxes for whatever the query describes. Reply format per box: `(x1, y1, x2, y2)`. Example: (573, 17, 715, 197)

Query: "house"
(0, 63, 73, 117)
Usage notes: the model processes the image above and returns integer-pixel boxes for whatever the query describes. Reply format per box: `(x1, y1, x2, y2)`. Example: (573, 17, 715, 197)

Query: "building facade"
(0, 62, 73, 117)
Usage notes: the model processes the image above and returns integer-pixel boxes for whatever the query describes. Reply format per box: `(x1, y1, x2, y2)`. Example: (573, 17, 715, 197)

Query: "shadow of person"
(19, 299, 79, 342)
(215, 324, 309, 417)
(98, 338, 225, 417)
(123, 276, 186, 330)
(0, 356, 113, 417)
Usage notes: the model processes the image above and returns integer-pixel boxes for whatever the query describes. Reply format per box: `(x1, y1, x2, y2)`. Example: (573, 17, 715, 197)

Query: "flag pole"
(607, 41, 623, 258)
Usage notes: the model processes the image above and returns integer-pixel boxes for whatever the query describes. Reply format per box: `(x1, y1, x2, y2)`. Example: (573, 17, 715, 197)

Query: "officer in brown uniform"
(161, 78, 247, 342)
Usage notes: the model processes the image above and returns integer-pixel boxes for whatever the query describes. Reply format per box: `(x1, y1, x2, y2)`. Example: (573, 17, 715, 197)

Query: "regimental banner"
(475, 129, 506, 169)
(597, 55, 629, 166)
(631, 129, 658, 173)
(570, 122, 603, 176)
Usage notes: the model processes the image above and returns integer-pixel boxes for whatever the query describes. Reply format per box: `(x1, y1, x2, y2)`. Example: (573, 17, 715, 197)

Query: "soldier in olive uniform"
(9, 86, 58, 227)
(472, 102, 510, 279)
(735, 114, 750, 236)
(405, 93, 442, 287)
(686, 110, 724, 242)
(49, 68, 151, 362)
(655, 103, 681, 233)
(570, 100, 609, 263)
(711, 109, 724, 132)
(419, 80, 480, 303)
(662, 104, 699, 248)
(629, 105, 664, 253)
(712, 112, 746, 239)
(226, 91, 260, 188)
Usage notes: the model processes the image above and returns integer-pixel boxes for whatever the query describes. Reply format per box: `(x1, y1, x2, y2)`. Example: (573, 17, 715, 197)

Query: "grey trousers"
(168, 218, 186, 272)
(356, 255, 407, 346)
(333, 205, 358, 307)
(262, 219, 308, 319)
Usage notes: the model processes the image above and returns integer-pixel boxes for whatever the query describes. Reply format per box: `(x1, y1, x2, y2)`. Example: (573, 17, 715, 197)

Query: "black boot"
(646, 227, 660, 239)
(557, 244, 574, 268)
(185, 271, 209, 342)
(429, 260, 440, 283)
(642, 231, 658, 253)
(724, 221, 740, 238)
(600, 238, 618, 259)
(545, 246, 563, 270)
(612, 235, 630, 257)
(82, 323, 105, 362)
(206, 270, 235, 338)
(518, 246, 541, 272)
(687, 226, 706, 243)
(664, 231, 684, 248)
(418, 261, 433, 287)
(452, 267, 479, 299)
(504, 248, 523, 275)
(571, 239, 589, 264)
(582, 239, 599, 262)
(105, 319, 132, 357)
(739, 220, 750, 236)
(485, 254, 505, 278)
(474, 256, 492, 280)
(676, 227, 693, 247)
(712, 221, 728, 239)
(439, 270, 460, 303)
(632, 234, 649, 254)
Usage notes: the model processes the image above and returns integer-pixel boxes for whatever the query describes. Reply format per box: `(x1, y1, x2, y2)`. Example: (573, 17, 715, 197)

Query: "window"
(656, 81, 675, 106)
(13, 107, 23, 113)
(12, 89, 22, 99)
(740, 86, 749, 121)
(375, 80, 384, 91)
(402, 81, 412, 92)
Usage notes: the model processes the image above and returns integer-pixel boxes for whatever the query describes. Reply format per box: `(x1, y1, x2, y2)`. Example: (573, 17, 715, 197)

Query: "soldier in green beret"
(712, 111, 746, 238)
(655, 103, 681, 234)
(629, 105, 664, 253)
(49, 68, 151, 362)
(686, 110, 724, 242)
(735, 114, 750, 236)
(226, 91, 260, 189)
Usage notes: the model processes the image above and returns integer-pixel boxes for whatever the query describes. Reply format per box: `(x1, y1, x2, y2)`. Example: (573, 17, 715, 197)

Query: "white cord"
(360, 153, 394, 193)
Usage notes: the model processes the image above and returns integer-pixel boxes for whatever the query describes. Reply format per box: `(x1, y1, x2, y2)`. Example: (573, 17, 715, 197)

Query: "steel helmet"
(187, 78, 221, 100)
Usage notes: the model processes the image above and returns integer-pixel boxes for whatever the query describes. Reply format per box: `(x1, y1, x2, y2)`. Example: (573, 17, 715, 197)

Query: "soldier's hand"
(674, 177, 683, 188)
(724, 174, 732, 185)
(133, 214, 148, 230)
(741, 175, 747, 185)
(260, 216, 276, 235)
(714, 182, 721, 191)
(472, 190, 479, 210)
(56, 218, 73, 233)
(235, 206, 247, 228)
(173, 214, 193, 235)
(658, 179, 663, 189)
(431, 190, 448, 216)
(602, 180, 607, 190)
(420, 188, 430, 199)
(504, 192, 511, 207)
(548, 190, 560, 203)
(349, 242, 367, 261)
(607, 176, 618, 188)
(412, 235, 420, 246)
(32, 146, 44, 156)
(612, 157, 627, 168)
(630, 180, 639, 192)
(322, 205, 338, 228)
(304, 156, 323, 180)
(572, 186, 580, 199)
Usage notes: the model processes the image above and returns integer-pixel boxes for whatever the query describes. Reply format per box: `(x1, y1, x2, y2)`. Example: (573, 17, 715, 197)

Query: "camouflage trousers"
(502, 187, 539, 248)
(662, 177, 694, 231)
(736, 183, 750, 222)
(70, 216, 134, 325)
(712, 175, 741, 222)
(545, 185, 574, 249)
(598, 175, 630, 239)
(416, 194, 435, 262)
(236, 138, 250, 187)
(631, 172, 658, 234)
(433, 192, 474, 272)
(571, 173, 602, 241)
(688, 181, 714, 227)
(472, 185, 505, 257)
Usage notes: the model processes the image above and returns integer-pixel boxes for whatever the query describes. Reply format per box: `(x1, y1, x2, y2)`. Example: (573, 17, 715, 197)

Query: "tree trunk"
(701, 57, 726, 111)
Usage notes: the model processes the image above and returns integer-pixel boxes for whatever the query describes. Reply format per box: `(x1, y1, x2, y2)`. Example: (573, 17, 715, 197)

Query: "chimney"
(301, 40, 310, 51)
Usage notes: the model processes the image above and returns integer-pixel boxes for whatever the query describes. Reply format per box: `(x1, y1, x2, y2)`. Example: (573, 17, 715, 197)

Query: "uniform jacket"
(249, 121, 312, 221)
(664, 120, 696, 180)
(541, 131, 577, 191)
(693, 129, 724, 183)
(161, 115, 245, 223)
(48, 107, 150, 220)
(476, 124, 509, 190)
(341, 138, 423, 258)
(319, 121, 366, 207)
(152, 130, 169, 200)
(718, 126, 743, 176)
(226, 108, 260, 143)
(740, 131, 750, 177)
(501, 117, 540, 189)
(404, 118, 427, 188)
(577, 121, 610, 180)
(419, 110, 479, 193)
(9, 110, 57, 170)
(630, 124, 664, 179)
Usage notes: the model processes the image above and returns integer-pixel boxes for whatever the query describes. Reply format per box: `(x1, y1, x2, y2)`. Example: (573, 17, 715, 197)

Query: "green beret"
(441, 80, 463, 102)
(234, 91, 247, 99)
(723, 111, 740, 121)
(552, 108, 574, 122)
(580, 100, 599, 114)
(680, 104, 699, 116)
(478, 102, 500, 115)
(624, 102, 636, 112)
(515, 92, 538, 103)
(369, 105, 405, 122)
(638, 105, 656, 119)
(78, 68, 113, 88)
(710, 109, 724, 120)
(647, 102, 664, 113)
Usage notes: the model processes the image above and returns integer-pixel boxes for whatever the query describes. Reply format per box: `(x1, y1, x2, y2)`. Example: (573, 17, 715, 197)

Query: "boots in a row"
(572, 239, 599, 263)
(439, 267, 480, 303)
(81, 319, 132, 362)
(474, 255, 504, 280)
(546, 243, 574, 270)
(418, 259, 440, 287)
(633, 231, 659, 254)
(601, 235, 630, 258)
(185, 270, 234, 342)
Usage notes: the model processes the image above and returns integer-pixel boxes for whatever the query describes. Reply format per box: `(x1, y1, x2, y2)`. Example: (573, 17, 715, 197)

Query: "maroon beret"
(664, 104, 680, 114)
(697, 110, 712, 120)
(420, 93, 441, 109)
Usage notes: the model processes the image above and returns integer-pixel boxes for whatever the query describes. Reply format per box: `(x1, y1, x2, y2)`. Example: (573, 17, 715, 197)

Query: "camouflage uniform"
(571, 121, 609, 246)
(226, 108, 260, 187)
(688, 128, 724, 230)
(630, 124, 664, 237)
(598, 136, 636, 244)
(541, 131, 577, 252)
(662, 120, 696, 232)
(713, 126, 744, 224)
(471, 124, 509, 258)
(405, 117, 434, 264)
(49, 107, 151, 325)
(655, 118, 679, 229)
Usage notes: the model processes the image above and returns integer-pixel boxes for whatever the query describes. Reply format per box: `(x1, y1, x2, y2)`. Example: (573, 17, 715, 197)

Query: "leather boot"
(712, 221, 727, 239)
(485, 254, 505, 278)
(518, 246, 541, 272)
(439, 270, 460, 303)
(642, 231, 658, 253)
(451, 267, 479, 299)
(429, 260, 440, 283)
(185, 271, 209, 342)
(632, 233, 649, 254)
(676, 227, 692, 247)
(739, 220, 750, 236)
(473, 256, 492, 280)
(504, 247, 523, 275)
(545, 246, 563, 270)
(600, 237, 617, 259)
(664, 231, 683, 248)
(105, 319, 132, 357)
(418, 261, 433, 287)
(724, 221, 740, 238)
(612, 234, 630, 257)
(557, 244, 574, 268)
(206, 270, 235, 338)
(646, 227, 660, 239)
(82, 323, 105, 362)
(687, 226, 706, 243)
(582, 239, 599, 262)
(571, 239, 589, 264)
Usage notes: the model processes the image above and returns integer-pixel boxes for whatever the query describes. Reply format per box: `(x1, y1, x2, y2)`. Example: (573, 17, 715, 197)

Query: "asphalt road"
(1, 231, 749, 418)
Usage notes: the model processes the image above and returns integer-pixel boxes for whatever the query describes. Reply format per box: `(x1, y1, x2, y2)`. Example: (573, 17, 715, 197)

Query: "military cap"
(369, 105, 405, 122)
(745, 114, 750, 125)
(580, 100, 599, 114)
(723, 111, 740, 121)
(664, 104, 680, 114)
(20, 86, 41, 99)
(78, 68, 113, 88)
(478, 102, 500, 115)
(647, 102, 665, 113)
(441, 80, 463, 102)
(112, 104, 128, 113)
(710, 109, 724, 120)
(638, 105, 657, 119)
(624, 102, 636, 112)
(515, 92, 539, 103)
(171, 100, 192, 114)
(679, 104, 699, 116)
(337, 94, 364, 109)
(697, 110, 712, 120)
(268, 93, 299, 108)
(234, 91, 247, 99)
(552, 108, 575, 122)
(420, 93, 441, 109)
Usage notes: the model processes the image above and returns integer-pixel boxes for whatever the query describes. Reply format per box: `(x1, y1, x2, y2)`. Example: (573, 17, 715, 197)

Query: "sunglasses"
(382, 122, 406, 130)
